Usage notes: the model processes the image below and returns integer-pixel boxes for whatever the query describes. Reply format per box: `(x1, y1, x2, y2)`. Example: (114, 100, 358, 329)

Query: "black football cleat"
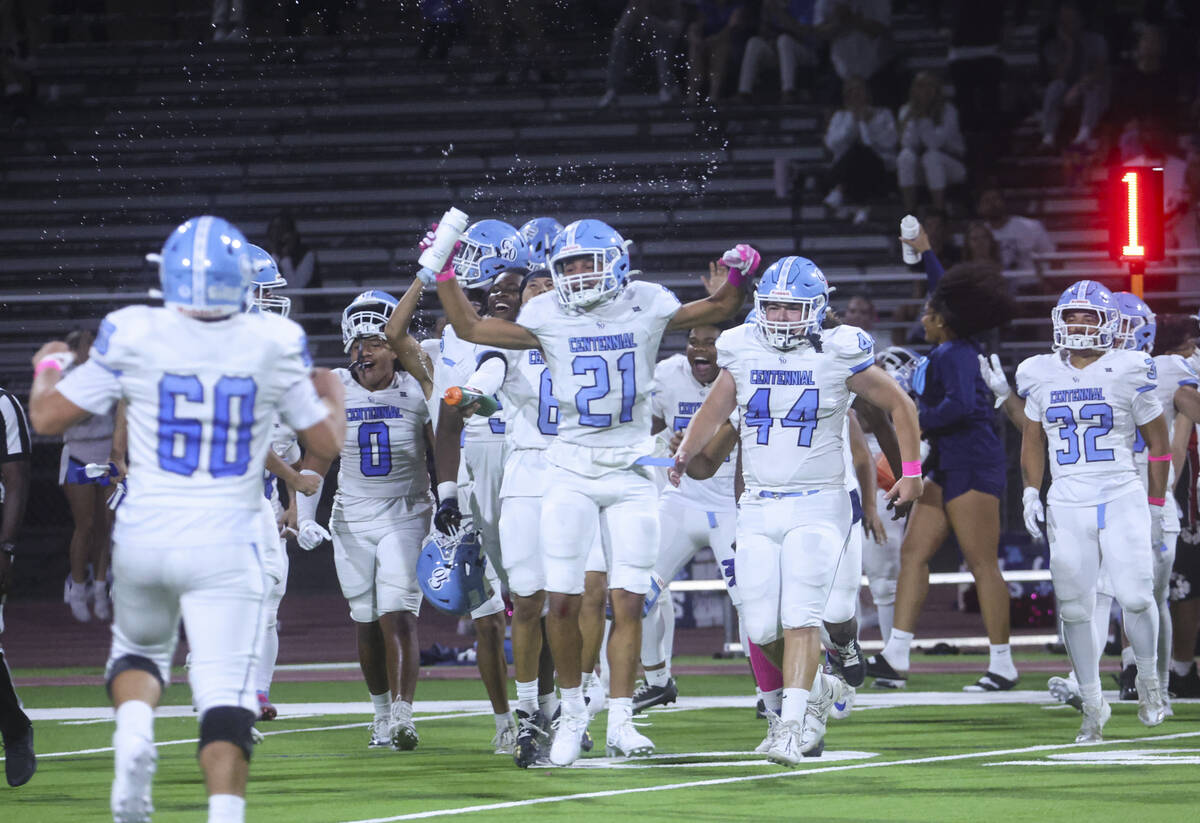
(513, 709, 547, 769)
(1117, 663, 1139, 701)
(3, 722, 36, 787)
(826, 638, 866, 687)
(865, 654, 907, 689)
(632, 677, 678, 714)
(1168, 663, 1200, 698)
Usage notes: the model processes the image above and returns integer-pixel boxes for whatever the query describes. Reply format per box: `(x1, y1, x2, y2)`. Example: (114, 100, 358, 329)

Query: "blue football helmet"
(149, 216, 252, 318)
(452, 219, 528, 290)
(878, 346, 919, 394)
(245, 244, 290, 318)
(1113, 291, 1156, 352)
(417, 529, 494, 616)
(1051, 280, 1119, 351)
(754, 256, 830, 349)
(520, 217, 564, 269)
(548, 219, 631, 310)
(341, 289, 399, 352)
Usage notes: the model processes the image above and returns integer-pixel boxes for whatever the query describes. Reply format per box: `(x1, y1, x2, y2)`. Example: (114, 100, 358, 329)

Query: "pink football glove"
(721, 244, 762, 284)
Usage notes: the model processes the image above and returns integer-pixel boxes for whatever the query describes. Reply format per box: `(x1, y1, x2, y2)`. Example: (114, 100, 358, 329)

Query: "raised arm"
(666, 245, 759, 332)
(669, 370, 738, 485)
(435, 275, 538, 349)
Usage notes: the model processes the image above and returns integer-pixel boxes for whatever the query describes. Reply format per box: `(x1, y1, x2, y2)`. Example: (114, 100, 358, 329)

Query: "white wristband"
(296, 470, 323, 523)
(438, 481, 458, 502)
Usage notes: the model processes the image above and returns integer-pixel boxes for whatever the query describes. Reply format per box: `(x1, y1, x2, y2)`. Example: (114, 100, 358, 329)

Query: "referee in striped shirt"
(0, 385, 35, 787)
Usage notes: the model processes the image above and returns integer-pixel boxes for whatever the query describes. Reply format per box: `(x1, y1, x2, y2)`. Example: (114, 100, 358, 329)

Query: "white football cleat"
(367, 717, 391, 749)
(64, 576, 92, 623)
(1136, 675, 1165, 727)
(605, 719, 654, 758)
(830, 683, 856, 720)
(755, 710, 785, 754)
(765, 719, 804, 766)
(548, 707, 590, 766)
(1047, 674, 1083, 712)
(585, 678, 608, 717)
(111, 731, 156, 823)
(492, 716, 517, 755)
(1076, 699, 1112, 743)
(389, 701, 419, 751)
(800, 674, 844, 755)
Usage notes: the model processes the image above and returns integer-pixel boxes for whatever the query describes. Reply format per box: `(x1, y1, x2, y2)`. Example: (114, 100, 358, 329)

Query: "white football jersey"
(56, 306, 328, 548)
(437, 325, 506, 444)
(651, 353, 735, 511)
(333, 367, 430, 514)
(1132, 353, 1199, 485)
(716, 322, 875, 493)
(516, 281, 680, 475)
(1017, 348, 1163, 507)
(499, 347, 560, 451)
(264, 416, 300, 514)
(420, 337, 442, 429)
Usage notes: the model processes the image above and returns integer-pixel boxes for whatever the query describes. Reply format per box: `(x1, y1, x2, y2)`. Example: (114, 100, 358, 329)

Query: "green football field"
(6, 657, 1200, 822)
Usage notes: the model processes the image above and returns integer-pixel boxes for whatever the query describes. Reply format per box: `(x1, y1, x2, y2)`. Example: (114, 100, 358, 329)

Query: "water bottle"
(418, 207, 469, 278)
(900, 214, 921, 265)
(444, 385, 499, 416)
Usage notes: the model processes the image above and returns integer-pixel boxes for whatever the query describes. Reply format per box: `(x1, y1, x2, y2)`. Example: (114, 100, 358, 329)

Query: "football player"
(29, 216, 344, 823)
(632, 322, 738, 713)
(670, 256, 923, 764)
(431, 219, 754, 764)
(1018, 281, 1170, 742)
(295, 289, 435, 753)
(431, 220, 529, 754)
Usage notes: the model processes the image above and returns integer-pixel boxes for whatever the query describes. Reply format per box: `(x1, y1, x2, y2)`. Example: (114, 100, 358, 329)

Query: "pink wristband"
(901, 460, 922, 478)
(435, 268, 457, 283)
(34, 358, 63, 378)
(1148, 496, 1166, 507)
(1148, 454, 1171, 462)
(726, 267, 746, 290)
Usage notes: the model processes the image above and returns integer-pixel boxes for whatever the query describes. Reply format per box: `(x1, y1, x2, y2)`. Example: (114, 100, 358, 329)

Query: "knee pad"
(346, 589, 378, 624)
(1058, 598, 1092, 624)
(868, 577, 897, 606)
(105, 654, 165, 701)
(199, 706, 256, 761)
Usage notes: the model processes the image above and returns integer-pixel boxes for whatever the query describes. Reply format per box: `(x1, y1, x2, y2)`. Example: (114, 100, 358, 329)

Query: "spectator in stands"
(840, 293, 876, 330)
(1039, 2, 1109, 149)
(598, 0, 684, 109)
(814, 0, 891, 86)
(0, 381, 35, 787)
(896, 71, 965, 214)
(418, 0, 470, 60)
(1109, 25, 1179, 150)
(866, 261, 1018, 693)
(266, 213, 319, 292)
(962, 220, 1000, 264)
(58, 329, 115, 624)
(822, 74, 897, 224)
(734, 0, 818, 104)
(975, 187, 1054, 275)
(946, 4, 1005, 136)
(685, 0, 747, 107)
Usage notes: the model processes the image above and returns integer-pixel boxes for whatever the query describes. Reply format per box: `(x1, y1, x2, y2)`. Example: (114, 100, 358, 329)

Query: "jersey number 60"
(157, 373, 256, 478)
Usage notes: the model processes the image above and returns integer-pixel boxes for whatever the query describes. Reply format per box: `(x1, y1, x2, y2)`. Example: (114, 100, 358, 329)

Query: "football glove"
(720, 244, 762, 280)
(297, 520, 331, 551)
(434, 497, 462, 535)
(1022, 487, 1045, 541)
(977, 353, 1011, 408)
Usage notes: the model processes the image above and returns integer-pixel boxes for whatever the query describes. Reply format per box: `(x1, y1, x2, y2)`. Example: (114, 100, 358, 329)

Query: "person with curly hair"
(867, 261, 1018, 692)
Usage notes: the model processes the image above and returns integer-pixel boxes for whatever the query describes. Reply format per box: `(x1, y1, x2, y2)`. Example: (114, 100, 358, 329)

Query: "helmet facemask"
(755, 290, 825, 350)
(551, 249, 623, 310)
(1051, 304, 1117, 351)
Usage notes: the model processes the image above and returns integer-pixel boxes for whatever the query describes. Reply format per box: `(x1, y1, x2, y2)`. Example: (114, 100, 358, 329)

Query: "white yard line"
(338, 730, 1200, 823)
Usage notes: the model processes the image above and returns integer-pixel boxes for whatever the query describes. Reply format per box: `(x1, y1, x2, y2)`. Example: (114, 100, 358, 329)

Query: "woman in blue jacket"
(867, 256, 1017, 692)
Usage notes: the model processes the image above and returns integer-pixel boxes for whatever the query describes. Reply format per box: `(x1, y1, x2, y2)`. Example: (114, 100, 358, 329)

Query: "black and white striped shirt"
(0, 388, 31, 464)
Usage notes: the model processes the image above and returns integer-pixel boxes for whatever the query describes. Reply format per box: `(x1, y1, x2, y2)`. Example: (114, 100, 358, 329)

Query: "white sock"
(988, 644, 1017, 680)
(1121, 645, 1136, 668)
(538, 690, 560, 718)
(1135, 657, 1157, 680)
(581, 671, 596, 691)
(494, 711, 513, 732)
(1171, 658, 1193, 677)
(208, 793, 245, 823)
(515, 680, 538, 715)
(1063, 620, 1100, 690)
(882, 628, 914, 672)
(370, 691, 392, 722)
(606, 696, 632, 736)
(762, 687, 783, 715)
(115, 700, 154, 742)
(1080, 679, 1102, 707)
(560, 685, 585, 715)
(780, 687, 811, 725)
(645, 668, 669, 688)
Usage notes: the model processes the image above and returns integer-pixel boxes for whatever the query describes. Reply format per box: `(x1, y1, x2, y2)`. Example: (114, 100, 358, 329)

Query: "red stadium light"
(1108, 166, 1164, 263)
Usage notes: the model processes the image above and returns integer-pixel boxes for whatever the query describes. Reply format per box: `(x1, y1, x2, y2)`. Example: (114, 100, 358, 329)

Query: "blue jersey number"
(358, 421, 392, 477)
(573, 352, 636, 428)
(157, 374, 257, 477)
(745, 387, 819, 446)
(1044, 403, 1115, 465)
(537, 368, 559, 435)
(488, 395, 506, 435)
